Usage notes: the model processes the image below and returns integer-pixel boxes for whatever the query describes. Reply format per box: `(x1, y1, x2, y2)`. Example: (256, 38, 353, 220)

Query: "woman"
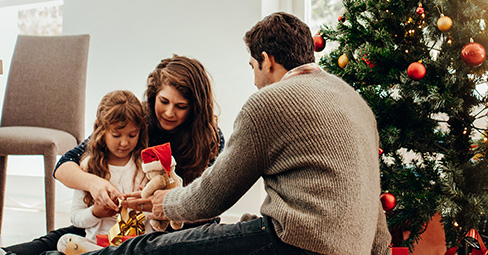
(1, 55, 224, 255)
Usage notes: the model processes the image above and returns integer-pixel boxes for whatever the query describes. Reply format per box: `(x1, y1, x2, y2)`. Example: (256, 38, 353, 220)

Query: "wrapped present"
(96, 234, 136, 247)
(96, 203, 145, 247)
(391, 247, 408, 255)
(444, 228, 487, 255)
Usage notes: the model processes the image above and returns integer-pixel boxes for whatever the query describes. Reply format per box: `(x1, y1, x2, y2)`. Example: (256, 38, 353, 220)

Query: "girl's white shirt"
(70, 156, 151, 242)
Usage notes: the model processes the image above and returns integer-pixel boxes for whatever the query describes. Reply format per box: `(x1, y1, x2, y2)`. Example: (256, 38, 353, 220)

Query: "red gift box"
(391, 247, 408, 255)
(444, 228, 487, 255)
(96, 234, 137, 247)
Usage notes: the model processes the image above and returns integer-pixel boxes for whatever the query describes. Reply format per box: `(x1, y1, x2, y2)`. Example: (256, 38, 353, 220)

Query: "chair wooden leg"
(44, 153, 56, 233)
(0, 156, 7, 235)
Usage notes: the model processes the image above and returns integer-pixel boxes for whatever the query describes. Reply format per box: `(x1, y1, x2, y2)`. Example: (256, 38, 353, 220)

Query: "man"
(48, 12, 391, 255)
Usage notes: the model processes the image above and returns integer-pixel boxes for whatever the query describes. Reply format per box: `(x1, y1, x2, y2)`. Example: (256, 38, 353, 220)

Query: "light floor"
(0, 206, 71, 247)
(0, 174, 73, 248)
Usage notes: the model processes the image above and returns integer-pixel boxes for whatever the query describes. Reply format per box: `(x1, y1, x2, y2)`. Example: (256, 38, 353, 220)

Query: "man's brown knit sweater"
(164, 69, 392, 254)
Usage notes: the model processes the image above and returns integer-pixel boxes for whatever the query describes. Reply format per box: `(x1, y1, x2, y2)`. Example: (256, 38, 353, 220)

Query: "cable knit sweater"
(163, 68, 391, 254)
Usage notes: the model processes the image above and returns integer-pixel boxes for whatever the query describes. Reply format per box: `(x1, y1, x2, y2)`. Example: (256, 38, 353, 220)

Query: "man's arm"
(163, 108, 263, 222)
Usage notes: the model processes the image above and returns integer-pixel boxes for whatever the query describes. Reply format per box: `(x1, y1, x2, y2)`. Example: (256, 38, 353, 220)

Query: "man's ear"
(261, 51, 273, 72)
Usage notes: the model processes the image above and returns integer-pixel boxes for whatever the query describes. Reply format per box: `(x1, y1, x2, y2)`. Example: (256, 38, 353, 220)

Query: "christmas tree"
(315, 0, 488, 252)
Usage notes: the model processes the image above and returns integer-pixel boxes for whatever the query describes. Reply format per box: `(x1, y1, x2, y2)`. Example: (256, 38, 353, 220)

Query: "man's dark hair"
(244, 12, 315, 71)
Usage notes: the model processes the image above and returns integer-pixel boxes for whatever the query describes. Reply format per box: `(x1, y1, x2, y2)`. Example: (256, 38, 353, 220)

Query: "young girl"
(56, 90, 150, 254)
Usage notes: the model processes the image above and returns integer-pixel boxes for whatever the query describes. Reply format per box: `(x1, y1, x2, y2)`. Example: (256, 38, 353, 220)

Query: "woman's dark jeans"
(4, 225, 85, 255)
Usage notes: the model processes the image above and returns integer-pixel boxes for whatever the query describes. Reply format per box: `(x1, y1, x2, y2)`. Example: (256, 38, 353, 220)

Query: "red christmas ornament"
(338, 15, 345, 22)
(313, 34, 325, 52)
(416, 6, 424, 15)
(380, 193, 397, 211)
(461, 42, 486, 67)
(407, 62, 426, 80)
(379, 148, 384, 155)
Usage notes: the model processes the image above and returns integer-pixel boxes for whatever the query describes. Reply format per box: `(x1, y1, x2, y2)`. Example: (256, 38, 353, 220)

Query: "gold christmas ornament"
(437, 14, 453, 32)
(338, 54, 349, 68)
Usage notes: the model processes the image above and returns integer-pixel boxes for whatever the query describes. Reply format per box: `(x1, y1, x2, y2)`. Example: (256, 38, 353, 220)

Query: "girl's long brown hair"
(144, 55, 220, 185)
(83, 90, 148, 206)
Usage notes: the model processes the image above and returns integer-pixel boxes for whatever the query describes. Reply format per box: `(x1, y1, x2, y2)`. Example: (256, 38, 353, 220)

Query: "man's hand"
(148, 189, 169, 221)
(92, 200, 118, 218)
(88, 177, 124, 212)
(121, 191, 153, 212)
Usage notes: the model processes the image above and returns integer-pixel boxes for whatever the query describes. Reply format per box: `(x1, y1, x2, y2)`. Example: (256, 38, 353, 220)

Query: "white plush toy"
(141, 142, 183, 231)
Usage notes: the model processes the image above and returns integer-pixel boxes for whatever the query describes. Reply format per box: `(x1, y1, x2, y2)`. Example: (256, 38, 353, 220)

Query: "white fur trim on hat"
(142, 160, 163, 173)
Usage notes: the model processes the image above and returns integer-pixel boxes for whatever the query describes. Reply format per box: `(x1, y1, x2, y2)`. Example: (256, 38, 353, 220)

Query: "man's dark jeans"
(42, 216, 307, 255)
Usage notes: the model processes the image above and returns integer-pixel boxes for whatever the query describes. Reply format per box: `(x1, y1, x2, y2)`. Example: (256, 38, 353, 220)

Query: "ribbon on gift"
(445, 228, 488, 255)
(107, 201, 145, 246)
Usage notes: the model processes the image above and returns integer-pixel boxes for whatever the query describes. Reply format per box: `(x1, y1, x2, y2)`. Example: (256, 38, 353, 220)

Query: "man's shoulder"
(257, 71, 344, 96)
(242, 70, 357, 112)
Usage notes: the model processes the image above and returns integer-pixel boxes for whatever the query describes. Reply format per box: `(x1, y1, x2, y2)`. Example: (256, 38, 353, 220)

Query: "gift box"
(391, 247, 408, 255)
(96, 234, 136, 247)
(98, 202, 145, 247)
(444, 228, 487, 255)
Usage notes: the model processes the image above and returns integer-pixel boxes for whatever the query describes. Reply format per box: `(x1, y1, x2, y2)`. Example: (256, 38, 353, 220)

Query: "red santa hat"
(141, 143, 174, 176)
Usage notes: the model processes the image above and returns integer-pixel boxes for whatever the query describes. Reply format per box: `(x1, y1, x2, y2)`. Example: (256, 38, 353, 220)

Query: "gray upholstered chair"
(0, 34, 90, 234)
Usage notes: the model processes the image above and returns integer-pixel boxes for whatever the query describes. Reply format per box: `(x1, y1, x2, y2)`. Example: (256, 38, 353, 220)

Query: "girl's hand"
(92, 200, 118, 218)
(121, 191, 153, 212)
(88, 177, 124, 212)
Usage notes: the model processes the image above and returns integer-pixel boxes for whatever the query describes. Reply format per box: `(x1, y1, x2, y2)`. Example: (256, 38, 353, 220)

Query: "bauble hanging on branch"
(338, 54, 349, 68)
(313, 34, 326, 52)
(461, 41, 486, 67)
(380, 192, 397, 211)
(416, 4, 424, 15)
(407, 61, 426, 80)
(437, 14, 453, 32)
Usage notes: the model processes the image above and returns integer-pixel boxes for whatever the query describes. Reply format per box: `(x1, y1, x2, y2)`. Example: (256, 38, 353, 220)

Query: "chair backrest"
(1, 35, 90, 144)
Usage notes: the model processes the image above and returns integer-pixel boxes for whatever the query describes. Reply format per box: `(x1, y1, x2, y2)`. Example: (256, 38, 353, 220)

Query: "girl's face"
(104, 121, 140, 166)
(154, 85, 190, 131)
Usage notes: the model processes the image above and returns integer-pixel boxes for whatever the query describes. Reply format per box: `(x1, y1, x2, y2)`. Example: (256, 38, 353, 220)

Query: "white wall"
(63, 0, 261, 140)
(262, 0, 309, 22)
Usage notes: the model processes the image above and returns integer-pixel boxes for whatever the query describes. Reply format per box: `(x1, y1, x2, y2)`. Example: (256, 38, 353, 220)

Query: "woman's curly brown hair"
(143, 55, 220, 185)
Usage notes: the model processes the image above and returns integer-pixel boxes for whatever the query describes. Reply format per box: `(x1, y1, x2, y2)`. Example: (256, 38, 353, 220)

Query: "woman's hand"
(121, 191, 153, 212)
(148, 190, 169, 221)
(91, 200, 118, 218)
(88, 177, 124, 212)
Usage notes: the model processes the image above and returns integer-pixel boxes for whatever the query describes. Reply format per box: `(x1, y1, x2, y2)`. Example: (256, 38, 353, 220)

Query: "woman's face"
(154, 84, 190, 131)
